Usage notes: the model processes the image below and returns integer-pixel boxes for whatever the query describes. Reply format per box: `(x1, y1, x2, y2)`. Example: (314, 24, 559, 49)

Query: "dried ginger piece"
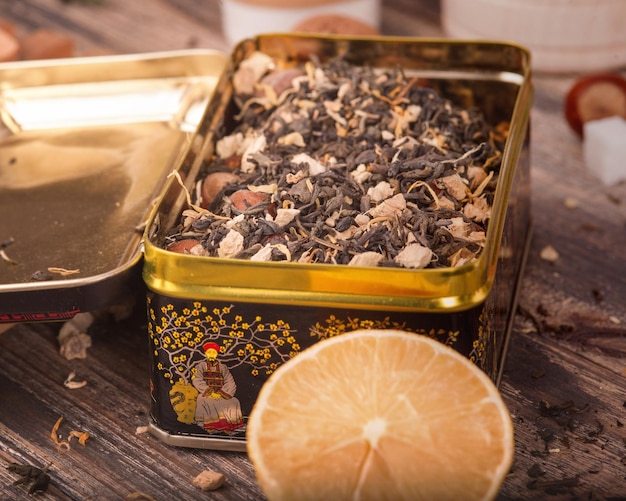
(192, 469, 225, 491)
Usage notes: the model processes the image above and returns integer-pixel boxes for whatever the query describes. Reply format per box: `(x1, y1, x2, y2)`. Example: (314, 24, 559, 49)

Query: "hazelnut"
(200, 171, 240, 208)
(230, 189, 270, 211)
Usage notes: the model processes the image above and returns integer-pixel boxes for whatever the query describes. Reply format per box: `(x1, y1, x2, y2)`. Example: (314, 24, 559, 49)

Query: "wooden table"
(1, 1, 625, 499)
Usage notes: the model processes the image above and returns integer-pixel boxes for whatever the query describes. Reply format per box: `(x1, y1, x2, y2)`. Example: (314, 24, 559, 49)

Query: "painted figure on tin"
(192, 342, 244, 433)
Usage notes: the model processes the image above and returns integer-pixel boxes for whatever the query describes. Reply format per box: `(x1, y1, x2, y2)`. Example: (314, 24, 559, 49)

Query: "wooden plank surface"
(1, 0, 626, 499)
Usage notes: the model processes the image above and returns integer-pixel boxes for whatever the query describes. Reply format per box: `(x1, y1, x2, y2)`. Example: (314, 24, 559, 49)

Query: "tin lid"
(0, 50, 227, 323)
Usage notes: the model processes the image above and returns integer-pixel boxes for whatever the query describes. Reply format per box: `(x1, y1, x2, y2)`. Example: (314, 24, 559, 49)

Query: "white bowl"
(221, 0, 381, 47)
(441, 0, 626, 73)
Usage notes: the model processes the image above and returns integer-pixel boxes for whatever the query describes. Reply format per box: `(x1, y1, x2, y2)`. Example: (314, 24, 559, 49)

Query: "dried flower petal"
(47, 267, 81, 276)
(69, 430, 90, 446)
(278, 131, 306, 147)
(50, 417, 71, 452)
(271, 208, 300, 227)
(248, 183, 277, 194)
(348, 252, 384, 267)
(291, 152, 326, 176)
(64, 371, 87, 389)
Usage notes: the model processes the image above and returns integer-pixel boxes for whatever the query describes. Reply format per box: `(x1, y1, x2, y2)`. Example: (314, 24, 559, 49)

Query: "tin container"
(144, 34, 533, 451)
(0, 50, 226, 323)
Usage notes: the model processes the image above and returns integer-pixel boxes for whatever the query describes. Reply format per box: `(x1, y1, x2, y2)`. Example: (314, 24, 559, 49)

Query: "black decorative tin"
(143, 34, 532, 451)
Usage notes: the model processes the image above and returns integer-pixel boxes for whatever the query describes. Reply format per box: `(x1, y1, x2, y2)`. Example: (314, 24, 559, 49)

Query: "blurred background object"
(221, 0, 381, 46)
(441, 0, 626, 73)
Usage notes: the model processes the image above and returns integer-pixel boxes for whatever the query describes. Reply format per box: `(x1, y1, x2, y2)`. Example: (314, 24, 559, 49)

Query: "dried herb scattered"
(527, 475, 580, 495)
(51, 416, 71, 453)
(0, 237, 17, 265)
(165, 52, 508, 269)
(30, 270, 54, 281)
(63, 370, 88, 389)
(28, 267, 81, 281)
(7, 462, 51, 494)
(47, 267, 81, 277)
(192, 469, 225, 491)
(126, 493, 158, 501)
(50, 416, 90, 452)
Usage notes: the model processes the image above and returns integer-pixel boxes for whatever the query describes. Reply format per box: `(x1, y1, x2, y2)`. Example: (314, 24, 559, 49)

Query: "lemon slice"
(247, 329, 513, 501)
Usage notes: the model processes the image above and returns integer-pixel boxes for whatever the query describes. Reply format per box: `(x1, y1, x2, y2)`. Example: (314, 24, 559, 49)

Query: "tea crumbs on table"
(126, 493, 158, 501)
(6, 462, 51, 495)
(165, 53, 508, 269)
(192, 469, 225, 491)
(0, 237, 17, 265)
(540, 245, 559, 262)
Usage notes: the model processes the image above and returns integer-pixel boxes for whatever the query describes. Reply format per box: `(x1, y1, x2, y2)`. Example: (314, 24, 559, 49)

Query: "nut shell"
(565, 73, 626, 137)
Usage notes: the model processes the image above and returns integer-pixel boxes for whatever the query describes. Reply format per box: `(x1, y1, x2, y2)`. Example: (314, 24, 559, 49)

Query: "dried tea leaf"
(165, 55, 509, 269)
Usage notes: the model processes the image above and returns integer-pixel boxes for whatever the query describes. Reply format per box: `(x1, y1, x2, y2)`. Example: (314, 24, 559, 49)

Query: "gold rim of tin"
(143, 35, 533, 313)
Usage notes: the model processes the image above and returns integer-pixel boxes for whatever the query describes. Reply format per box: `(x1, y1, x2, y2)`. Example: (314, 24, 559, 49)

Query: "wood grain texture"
(1, 0, 625, 499)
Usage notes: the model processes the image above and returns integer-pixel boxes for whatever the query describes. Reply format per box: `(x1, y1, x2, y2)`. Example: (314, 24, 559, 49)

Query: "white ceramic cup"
(221, 0, 381, 47)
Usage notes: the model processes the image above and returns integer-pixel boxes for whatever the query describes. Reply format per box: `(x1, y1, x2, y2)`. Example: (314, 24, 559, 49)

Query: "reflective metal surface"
(0, 50, 226, 321)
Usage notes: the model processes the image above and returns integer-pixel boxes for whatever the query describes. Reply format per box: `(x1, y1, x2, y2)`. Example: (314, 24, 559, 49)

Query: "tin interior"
(144, 35, 532, 312)
(0, 50, 226, 316)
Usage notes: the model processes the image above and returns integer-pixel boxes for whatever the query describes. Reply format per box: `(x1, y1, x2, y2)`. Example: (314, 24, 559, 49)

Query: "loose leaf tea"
(165, 52, 508, 269)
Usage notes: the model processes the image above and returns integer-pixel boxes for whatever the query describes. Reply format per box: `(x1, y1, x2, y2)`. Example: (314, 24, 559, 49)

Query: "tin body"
(0, 50, 226, 323)
(144, 35, 532, 451)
